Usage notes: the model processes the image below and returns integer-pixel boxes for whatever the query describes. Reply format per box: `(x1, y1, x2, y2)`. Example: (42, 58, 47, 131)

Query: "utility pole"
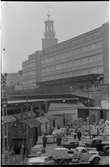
(1, 73, 9, 165)
(26, 97, 29, 155)
(87, 88, 91, 139)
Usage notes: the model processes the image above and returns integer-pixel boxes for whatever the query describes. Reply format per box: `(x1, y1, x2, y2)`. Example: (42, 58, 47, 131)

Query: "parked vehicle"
(26, 146, 101, 165)
(70, 146, 101, 165)
(101, 141, 109, 156)
(85, 138, 109, 156)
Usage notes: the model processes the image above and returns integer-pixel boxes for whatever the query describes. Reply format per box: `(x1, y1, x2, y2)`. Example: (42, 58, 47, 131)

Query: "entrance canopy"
(46, 103, 84, 117)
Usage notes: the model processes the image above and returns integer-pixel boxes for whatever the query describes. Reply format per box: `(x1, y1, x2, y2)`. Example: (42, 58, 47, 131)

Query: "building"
(22, 51, 41, 89)
(40, 23, 108, 84)
(46, 103, 83, 129)
(20, 15, 109, 126)
(42, 13, 58, 50)
(7, 15, 109, 123)
(7, 71, 23, 90)
(22, 15, 108, 86)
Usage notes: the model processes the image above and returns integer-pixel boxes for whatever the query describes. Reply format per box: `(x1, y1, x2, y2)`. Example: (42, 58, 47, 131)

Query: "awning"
(49, 103, 84, 112)
(24, 118, 40, 128)
(36, 116, 49, 123)
(46, 110, 75, 116)
(78, 106, 109, 111)
(47, 103, 84, 117)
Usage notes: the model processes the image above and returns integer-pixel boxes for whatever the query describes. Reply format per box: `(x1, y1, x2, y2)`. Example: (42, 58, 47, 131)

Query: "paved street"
(99, 156, 109, 165)
(2, 142, 109, 165)
(45, 144, 109, 165)
(35, 143, 109, 165)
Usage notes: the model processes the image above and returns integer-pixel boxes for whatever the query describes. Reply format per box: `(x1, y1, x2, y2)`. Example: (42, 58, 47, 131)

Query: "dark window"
(53, 120, 55, 128)
(100, 110, 103, 119)
(82, 149, 87, 153)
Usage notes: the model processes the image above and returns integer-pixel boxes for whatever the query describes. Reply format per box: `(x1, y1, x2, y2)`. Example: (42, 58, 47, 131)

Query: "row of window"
(42, 49, 102, 68)
(23, 80, 36, 84)
(41, 63, 103, 77)
(23, 85, 36, 89)
(41, 41, 103, 65)
(23, 71, 36, 77)
(23, 65, 36, 73)
(22, 61, 36, 69)
(41, 48, 103, 68)
(41, 54, 103, 74)
(41, 66, 103, 81)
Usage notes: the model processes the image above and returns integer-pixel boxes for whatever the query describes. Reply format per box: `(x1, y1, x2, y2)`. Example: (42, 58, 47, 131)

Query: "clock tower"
(42, 13, 58, 50)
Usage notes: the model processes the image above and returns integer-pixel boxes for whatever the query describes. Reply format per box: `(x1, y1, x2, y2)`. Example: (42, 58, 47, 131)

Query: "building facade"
(22, 15, 109, 89)
(7, 71, 23, 90)
(22, 51, 41, 89)
(40, 23, 108, 83)
(8, 15, 108, 109)
(42, 13, 58, 50)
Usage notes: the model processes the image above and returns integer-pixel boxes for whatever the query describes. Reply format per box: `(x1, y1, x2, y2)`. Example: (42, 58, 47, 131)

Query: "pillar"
(45, 102, 48, 113)
(20, 104, 24, 120)
(30, 103, 33, 113)
(39, 103, 42, 116)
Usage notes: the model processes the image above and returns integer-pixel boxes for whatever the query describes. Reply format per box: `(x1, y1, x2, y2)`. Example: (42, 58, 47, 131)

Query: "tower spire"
(42, 13, 58, 50)
(47, 11, 50, 20)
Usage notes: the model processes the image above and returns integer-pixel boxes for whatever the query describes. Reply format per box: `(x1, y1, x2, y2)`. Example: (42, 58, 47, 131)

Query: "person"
(66, 126, 69, 136)
(21, 144, 25, 160)
(97, 128, 100, 136)
(14, 143, 19, 154)
(56, 134, 62, 146)
(74, 129, 77, 139)
(42, 133, 47, 153)
(77, 130, 82, 141)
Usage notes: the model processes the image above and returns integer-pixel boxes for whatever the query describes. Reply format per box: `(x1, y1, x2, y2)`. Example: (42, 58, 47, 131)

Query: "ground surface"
(2, 143, 109, 165)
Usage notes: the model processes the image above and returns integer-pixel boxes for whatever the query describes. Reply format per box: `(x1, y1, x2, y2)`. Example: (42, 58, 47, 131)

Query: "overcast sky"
(1, 2, 108, 73)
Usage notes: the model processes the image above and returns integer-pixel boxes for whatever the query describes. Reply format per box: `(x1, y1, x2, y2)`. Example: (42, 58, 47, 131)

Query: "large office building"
(6, 15, 109, 133)
(22, 15, 108, 88)
(22, 51, 41, 89)
(7, 14, 108, 108)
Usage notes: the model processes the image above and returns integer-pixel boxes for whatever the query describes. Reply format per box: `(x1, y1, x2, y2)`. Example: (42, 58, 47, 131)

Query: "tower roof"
(42, 13, 58, 49)
(47, 11, 50, 20)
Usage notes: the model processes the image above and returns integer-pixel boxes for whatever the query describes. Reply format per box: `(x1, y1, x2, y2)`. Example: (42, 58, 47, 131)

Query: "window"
(91, 44, 96, 50)
(74, 60, 80, 66)
(85, 45, 90, 52)
(74, 50, 79, 54)
(97, 66, 103, 73)
(100, 110, 104, 119)
(56, 64, 64, 70)
(82, 47, 87, 52)
(96, 42, 103, 48)
(53, 120, 56, 128)
(88, 67, 97, 74)
(41, 57, 54, 64)
(97, 55, 103, 61)
(82, 149, 87, 153)
(88, 56, 96, 63)
(81, 58, 88, 64)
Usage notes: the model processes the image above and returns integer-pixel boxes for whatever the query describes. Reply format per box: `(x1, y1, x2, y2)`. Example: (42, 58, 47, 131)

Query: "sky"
(1, 2, 109, 73)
